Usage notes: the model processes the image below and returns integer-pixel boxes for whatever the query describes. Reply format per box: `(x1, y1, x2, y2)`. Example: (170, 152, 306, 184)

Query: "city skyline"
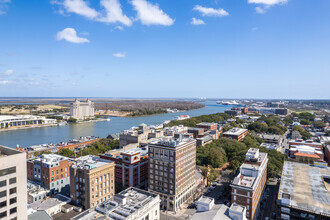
(1, 0, 330, 99)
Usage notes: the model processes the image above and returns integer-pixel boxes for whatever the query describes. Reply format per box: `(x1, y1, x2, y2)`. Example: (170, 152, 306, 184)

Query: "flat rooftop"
(223, 128, 247, 136)
(29, 194, 71, 211)
(73, 155, 112, 170)
(197, 122, 217, 126)
(149, 137, 196, 148)
(278, 161, 330, 217)
(75, 187, 159, 220)
(0, 145, 23, 157)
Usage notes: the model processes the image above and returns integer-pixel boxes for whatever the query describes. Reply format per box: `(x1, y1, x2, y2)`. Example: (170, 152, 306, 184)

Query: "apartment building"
(72, 187, 160, 220)
(223, 128, 248, 142)
(187, 127, 204, 138)
(100, 147, 149, 189)
(277, 161, 330, 219)
(231, 148, 268, 220)
(70, 98, 95, 120)
(70, 155, 115, 210)
(288, 139, 323, 149)
(148, 137, 196, 211)
(0, 145, 27, 220)
(27, 154, 71, 195)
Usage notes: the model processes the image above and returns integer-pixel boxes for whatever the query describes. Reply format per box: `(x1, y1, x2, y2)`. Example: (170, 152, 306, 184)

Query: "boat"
(173, 115, 190, 121)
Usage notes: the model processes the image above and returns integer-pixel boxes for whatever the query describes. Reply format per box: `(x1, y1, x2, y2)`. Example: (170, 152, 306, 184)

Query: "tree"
(300, 119, 311, 125)
(313, 121, 326, 129)
(67, 117, 77, 123)
(293, 126, 312, 140)
(208, 147, 226, 168)
(58, 148, 75, 157)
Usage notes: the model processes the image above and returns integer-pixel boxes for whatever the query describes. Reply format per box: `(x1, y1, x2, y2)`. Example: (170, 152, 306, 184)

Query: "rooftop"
(223, 128, 248, 136)
(75, 187, 160, 220)
(72, 155, 113, 170)
(29, 194, 71, 212)
(149, 136, 196, 148)
(197, 122, 217, 126)
(278, 161, 330, 217)
(29, 154, 69, 164)
(0, 145, 23, 157)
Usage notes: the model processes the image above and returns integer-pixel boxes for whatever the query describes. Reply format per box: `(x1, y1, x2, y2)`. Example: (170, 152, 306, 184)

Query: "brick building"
(288, 139, 323, 149)
(148, 137, 196, 211)
(223, 128, 248, 142)
(100, 147, 149, 189)
(27, 154, 72, 195)
(231, 148, 268, 220)
(70, 155, 115, 210)
(196, 122, 218, 131)
(187, 127, 204, 138)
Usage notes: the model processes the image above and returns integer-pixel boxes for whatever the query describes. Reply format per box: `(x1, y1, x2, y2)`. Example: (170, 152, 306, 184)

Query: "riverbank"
(0, 102, 232, 148)
(0, 123, 58, 132)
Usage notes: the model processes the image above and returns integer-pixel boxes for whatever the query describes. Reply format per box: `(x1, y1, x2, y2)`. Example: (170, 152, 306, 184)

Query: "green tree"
(57, 148, 75, 157)
(293, 126, 312, 140)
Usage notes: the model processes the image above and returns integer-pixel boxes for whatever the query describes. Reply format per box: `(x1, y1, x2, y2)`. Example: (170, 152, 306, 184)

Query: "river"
(0, 102, 231, 148)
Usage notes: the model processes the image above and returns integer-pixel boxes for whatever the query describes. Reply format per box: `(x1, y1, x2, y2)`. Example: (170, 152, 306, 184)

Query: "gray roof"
(191, 204, 231, 220)
(28, 210, 52, 220)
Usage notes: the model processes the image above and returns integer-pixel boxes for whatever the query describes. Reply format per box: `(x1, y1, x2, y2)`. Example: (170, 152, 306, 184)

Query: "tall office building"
(231, 148, 268, 220)
(148, 136, 196, 211)
(27, 154, 72, 195)
(70, 98, 95, 120)
(70, 155, 115, 210)
(0, 145, 27, 220)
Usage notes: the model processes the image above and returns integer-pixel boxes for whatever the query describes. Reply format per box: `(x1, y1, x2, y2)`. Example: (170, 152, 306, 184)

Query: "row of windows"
(0, 167, 16, 177)
(0, 178, 15, 188)
(0, 207, 17, 218)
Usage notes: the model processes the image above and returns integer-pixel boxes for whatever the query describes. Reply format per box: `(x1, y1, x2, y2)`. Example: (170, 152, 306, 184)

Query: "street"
(258, 180, 279, 220)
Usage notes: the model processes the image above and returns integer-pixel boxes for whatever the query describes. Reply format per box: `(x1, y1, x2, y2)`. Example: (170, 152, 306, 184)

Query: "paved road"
(258, 181, 279, 220)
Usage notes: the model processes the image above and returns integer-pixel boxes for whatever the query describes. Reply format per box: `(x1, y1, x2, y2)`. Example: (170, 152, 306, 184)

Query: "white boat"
(173, 115, 190, 121)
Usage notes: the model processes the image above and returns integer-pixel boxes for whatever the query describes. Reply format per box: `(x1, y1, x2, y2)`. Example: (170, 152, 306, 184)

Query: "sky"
(0, 0, 330, 99)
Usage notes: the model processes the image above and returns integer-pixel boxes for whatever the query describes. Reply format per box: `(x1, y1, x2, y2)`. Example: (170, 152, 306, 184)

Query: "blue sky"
(0, 0, 329, 99)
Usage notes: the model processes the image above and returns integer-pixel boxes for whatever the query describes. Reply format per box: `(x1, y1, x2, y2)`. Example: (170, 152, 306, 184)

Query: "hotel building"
(27, 154, 72, 195)
(70, 99, 95, 120)
(0, 145, 27, 220)
(70, 155, 115, 210)
(148, 137, 196, 211)
(231, 148, 268, 220)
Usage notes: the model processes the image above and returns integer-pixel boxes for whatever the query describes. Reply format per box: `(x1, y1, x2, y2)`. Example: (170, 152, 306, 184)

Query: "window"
(10, 207, 17, 215)
(56, 170, 58, 174)
(0, 211, 6, 218)
(0, 190, 6, 198)
(0, 201, 6, 208)
(234, 196, 236, 201)
(52, 171, 54, 176)
(0, 180, 6, 188)
(247, 199, 250, 204)
(234, 189, 237, 194)
(0, 167, 16, 177)
(10, 188, 16, 195)
(61, 169, 63, 173)
(247, 192, 250, 197)
(9, 178, 16, 185)
(10, 197, 16, 205)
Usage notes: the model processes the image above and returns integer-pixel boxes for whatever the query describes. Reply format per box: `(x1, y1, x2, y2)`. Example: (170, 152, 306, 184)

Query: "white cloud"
(0, 0, 11, 15)
(193, 5, 229, 17)
(191, 17, 205, 25)
(115, 25, 124, 31)
(63, 0, 98, 19)
(2, 69, 13, 75)
(255, 6, 267, 14)
(131, 0, 174, 26)
(251, 27, 258, 31)
(248, 0, 287, 6)
(56, 28, 90, 43)
(98, 0, 132, 26)
(113, 52, 126, 58)
(0, 80, 13, 85)
(248, 0, 288, 13)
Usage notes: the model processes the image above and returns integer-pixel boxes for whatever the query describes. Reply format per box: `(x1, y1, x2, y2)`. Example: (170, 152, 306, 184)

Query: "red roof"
(294, 152, 320, 159)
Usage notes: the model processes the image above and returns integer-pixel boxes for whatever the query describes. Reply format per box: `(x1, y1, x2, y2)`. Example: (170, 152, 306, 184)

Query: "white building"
(0, 115, 56, 129)
(70, 99, 94, 120)
(72, 187, 160, 220)
(195, 196, 215, 212)
(0, 145, 28, 220)
(28, 194, 71, 217)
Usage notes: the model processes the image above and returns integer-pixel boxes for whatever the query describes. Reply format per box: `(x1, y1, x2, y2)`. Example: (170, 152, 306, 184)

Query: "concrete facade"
(0, 145, 28, 220)
(70, 99, 94, 120)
